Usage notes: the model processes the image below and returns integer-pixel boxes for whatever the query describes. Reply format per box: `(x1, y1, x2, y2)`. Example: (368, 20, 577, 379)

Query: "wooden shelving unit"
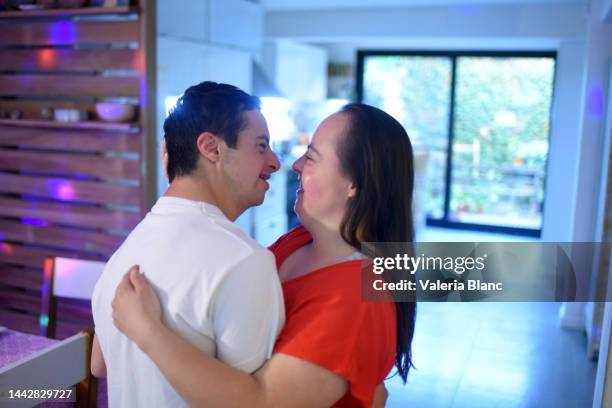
(0, 6, 134, 19)
(0, 0, 156, 338)
(0, 118, 140, 132)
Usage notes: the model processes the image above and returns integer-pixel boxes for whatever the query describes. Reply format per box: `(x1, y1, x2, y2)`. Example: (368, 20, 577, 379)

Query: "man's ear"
(161, 140, 169, 181)
(196, 132, 220, 163)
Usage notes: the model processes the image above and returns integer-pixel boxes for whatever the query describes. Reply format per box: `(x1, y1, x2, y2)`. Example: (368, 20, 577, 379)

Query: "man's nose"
(267, 149, 280, 173)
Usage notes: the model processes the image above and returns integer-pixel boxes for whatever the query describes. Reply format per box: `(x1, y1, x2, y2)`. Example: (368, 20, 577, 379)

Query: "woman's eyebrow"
(307, 144, 321, 156)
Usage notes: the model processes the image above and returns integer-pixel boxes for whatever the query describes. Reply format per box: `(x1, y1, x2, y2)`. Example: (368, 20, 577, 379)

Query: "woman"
(112, 103, 417, 407)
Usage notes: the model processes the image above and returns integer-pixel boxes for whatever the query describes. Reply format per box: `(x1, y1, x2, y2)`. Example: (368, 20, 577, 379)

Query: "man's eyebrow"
(255, 135, 270, 143)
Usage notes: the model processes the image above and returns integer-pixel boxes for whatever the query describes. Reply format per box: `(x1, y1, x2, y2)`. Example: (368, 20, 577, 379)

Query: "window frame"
(356, 49, 558, 238)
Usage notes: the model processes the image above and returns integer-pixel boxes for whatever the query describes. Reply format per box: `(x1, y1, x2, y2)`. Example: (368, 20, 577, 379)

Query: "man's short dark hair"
(163, 81, 261, 182)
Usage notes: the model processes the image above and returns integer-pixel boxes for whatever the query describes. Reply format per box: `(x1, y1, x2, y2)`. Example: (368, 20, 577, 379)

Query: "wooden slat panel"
(0, 219, 123, 256)
(0, 149, 140, 180)
(0, 289, 40, 314)
(0, 119, 138, 132)
(0, 21, 139, 46)
(0, 125, 140, 153)
(0, 100, 97, 121)
(0, 48, 138, 71)
(57, 299, 93, 323)
(0, 242, 107, 269)
(0, 74, 139, 98)
(0, 308, 39, 334)
(0, 243, 51, 269)
(0, 265, 42, 291)
(54, 301, 94, 340)
(0, 197, 140, 231)
(0, 5, 132, 19)
(55, 319, 92, 340)
(0, 173, 140, 206)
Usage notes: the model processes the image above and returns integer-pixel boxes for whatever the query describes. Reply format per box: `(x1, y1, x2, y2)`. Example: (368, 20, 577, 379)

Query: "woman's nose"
(292, 155, 305, 174)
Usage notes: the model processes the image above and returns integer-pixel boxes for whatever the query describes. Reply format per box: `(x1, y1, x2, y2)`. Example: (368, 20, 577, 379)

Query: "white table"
(0, 329, 88, 408)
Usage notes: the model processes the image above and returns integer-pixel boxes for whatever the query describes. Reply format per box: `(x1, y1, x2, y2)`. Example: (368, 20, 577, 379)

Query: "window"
(358, 51, 556, 236)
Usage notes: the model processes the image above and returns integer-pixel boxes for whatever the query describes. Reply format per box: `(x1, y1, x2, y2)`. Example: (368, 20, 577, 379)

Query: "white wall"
(155, 0, 261, 198)
(266, 4, 587, 41)
(544, 40, 587, 242)
(573, 0, 612, 243)
(265, 2, 608, 243)
(155, 39, 253, 196)
(262, 40, 328, 102)
(603, 0, 612, 21)
(261, 0, 588, 10)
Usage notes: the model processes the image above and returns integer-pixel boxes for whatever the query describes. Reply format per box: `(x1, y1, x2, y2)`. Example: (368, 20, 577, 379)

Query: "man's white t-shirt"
(92, 197, 285, 407)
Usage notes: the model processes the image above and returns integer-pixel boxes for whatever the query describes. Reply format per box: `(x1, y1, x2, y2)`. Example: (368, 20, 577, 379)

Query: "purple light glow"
(23, 196, 43, 204)
(49, 21, 76, 45)
(139, 77, 147, 110)
(47, 179, 75, 201)
(22, 218, 49, 227)
(136, 50, 147, 109)
(587, 85, 605, 118)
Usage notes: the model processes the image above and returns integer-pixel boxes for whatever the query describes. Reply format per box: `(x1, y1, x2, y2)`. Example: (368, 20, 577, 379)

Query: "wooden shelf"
(0, 118, 139, 132)
(0, 6, 134, 19)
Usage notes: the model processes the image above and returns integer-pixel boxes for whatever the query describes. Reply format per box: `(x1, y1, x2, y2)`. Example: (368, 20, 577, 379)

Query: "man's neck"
(164, 176, 240, 220)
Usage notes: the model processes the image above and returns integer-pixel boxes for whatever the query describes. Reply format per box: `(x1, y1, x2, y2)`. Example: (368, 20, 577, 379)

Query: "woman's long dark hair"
(336, 103, 416, 383)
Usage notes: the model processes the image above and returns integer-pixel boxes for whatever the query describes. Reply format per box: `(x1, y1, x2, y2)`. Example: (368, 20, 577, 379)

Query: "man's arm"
(91, 334, 107, 378)
(212, 250, 284, 372)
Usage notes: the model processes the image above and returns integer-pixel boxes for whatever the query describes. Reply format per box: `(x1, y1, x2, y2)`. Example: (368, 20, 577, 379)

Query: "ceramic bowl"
(95, 103, 136, 123)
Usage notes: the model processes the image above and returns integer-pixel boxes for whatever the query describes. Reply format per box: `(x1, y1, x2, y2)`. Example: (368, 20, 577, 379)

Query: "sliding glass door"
(358, 51, 556, 236)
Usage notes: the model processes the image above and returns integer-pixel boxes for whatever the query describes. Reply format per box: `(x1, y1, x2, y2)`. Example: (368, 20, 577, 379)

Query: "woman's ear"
(196, 132, 220, 162)
(347, 183, 357, 198)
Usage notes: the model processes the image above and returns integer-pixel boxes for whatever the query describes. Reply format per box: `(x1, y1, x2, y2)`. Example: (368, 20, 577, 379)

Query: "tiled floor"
(385, 300, 598, 407)
(385, 227, 598, 407)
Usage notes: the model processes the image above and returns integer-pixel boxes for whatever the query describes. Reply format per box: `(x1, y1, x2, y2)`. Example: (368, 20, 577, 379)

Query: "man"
(91, 82, 284, 407)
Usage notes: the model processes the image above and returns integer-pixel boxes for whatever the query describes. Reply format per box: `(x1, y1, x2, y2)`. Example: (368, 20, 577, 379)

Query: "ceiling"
(259, 0, 587, 11)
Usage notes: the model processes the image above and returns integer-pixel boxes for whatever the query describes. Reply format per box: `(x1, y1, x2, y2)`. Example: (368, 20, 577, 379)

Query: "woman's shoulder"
(268, 225, 312, 266)
(268, 225, 311, 248)
(284, 259, 393, 319)
(275, 259, 396, 344)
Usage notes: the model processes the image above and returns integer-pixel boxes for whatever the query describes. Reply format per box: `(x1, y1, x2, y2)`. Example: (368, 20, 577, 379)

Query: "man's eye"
(305, 154, 312, 161)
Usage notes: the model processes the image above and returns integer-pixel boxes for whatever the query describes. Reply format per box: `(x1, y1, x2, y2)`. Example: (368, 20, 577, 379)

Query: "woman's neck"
(277, 221, 359, 282)
(306, 222, 357, 264)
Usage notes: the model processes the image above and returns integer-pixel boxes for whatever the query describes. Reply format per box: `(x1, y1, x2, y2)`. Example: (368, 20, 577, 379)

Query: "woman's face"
(292, 112, 355, 230)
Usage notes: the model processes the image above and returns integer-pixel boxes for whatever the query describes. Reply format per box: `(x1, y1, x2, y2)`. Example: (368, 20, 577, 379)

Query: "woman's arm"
(372, 384, 388, 408)
(112, 267, 347, 408)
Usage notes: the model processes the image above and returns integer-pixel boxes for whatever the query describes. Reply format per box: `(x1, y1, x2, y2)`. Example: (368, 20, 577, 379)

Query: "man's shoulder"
(131, 208, 264, 254)
(93, 210, 273, 292)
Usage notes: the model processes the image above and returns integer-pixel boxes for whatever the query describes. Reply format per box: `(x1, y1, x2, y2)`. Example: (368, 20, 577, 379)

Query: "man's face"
(219, 110, 280, 212)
